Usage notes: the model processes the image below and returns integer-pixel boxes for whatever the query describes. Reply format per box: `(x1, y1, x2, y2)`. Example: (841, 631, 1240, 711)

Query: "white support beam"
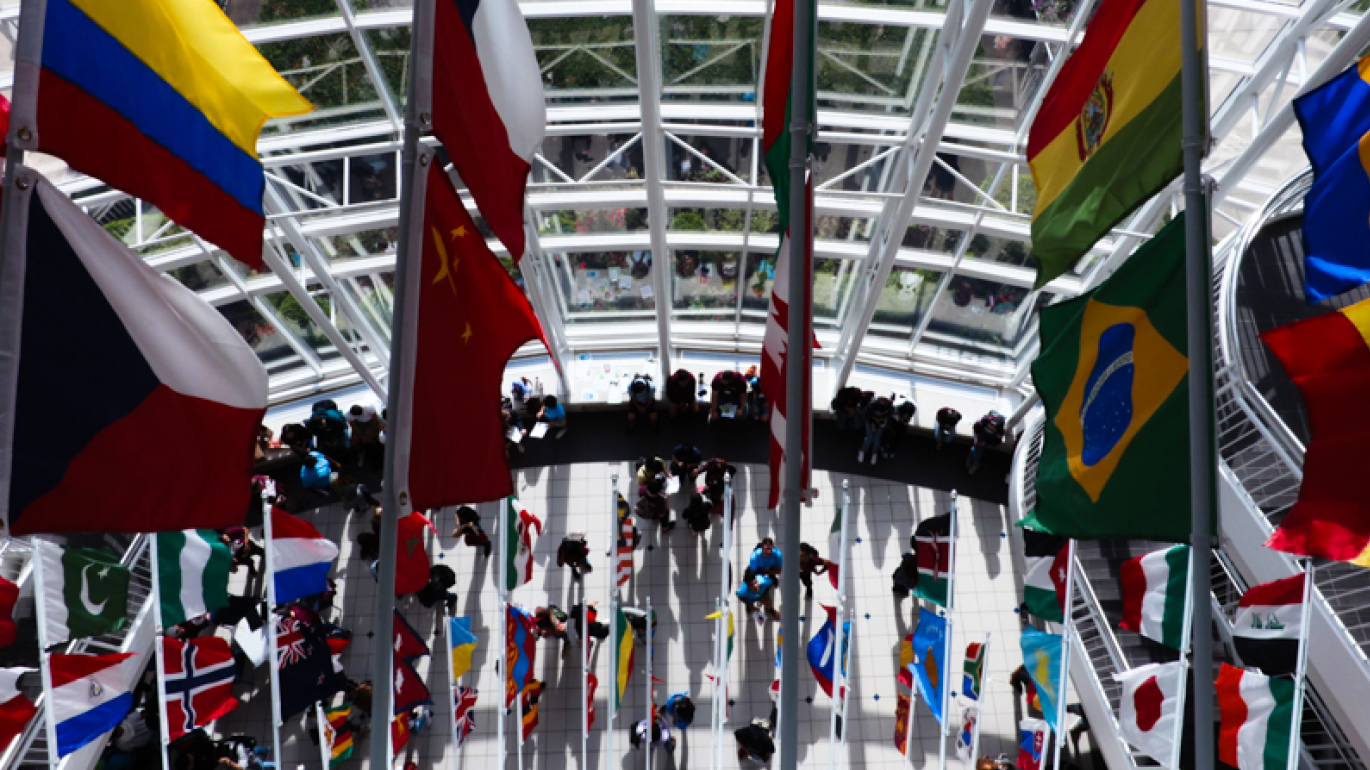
(632, 0, 675, 374)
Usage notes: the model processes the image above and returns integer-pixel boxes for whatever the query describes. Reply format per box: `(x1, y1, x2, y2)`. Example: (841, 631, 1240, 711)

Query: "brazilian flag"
(1023, 214, 1200, 542)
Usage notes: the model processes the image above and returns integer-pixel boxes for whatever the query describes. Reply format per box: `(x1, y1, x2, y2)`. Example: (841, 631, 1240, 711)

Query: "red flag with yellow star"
(392, 164, 552, 511)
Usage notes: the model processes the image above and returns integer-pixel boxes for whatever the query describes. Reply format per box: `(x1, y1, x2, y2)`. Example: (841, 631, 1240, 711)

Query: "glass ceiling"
(12, 0, 1368, 403)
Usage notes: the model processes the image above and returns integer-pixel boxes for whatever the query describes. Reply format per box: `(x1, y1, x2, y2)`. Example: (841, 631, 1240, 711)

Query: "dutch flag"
(269, 508, 339, 605)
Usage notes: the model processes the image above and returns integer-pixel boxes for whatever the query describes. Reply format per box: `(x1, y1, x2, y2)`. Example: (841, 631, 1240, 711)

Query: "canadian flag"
(1115, 661, 1184, 763)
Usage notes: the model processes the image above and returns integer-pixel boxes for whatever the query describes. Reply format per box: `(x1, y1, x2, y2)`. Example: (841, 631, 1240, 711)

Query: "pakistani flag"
(34, 540, 129, 646)
(1025, 215, 1206, 542)
(1022, 530, 1069, 622)
(1119, 545, 1190, 649)
(156, 530, 232, 626)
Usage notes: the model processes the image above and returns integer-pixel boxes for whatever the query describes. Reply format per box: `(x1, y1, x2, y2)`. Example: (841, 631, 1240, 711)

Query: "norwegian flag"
(276, 617, 309, 668)
(454, 686, 478, 748)
(161, 637, 239, 741)
(615, 493, 633, 587)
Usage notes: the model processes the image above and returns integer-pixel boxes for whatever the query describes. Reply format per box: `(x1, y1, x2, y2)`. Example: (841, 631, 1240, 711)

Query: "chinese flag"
(394, 164, 552, 511)
(395, 513, 433, 597)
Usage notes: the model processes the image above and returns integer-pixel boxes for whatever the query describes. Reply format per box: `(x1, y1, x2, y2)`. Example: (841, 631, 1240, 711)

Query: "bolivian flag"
(1027, 0, 1194, 287)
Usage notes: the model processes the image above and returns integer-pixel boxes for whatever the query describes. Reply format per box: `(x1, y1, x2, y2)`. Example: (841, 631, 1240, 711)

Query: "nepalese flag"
(1232, 573, 1305, 676)
(432, 0, 546, 261)
(391, 711, 411, 757)
(1120, 545, 1190, 650)
(1217, 664, 1296, 770)
(25, 0, 312, 270)
(962, 641, 986, 701)
(914, 513, 953, 606)
(454, 686, 478, 748)
(806, 605, 850, 698)
(1017, 718, 1050, 770)
(393, 656, 432, 715)
(506, 604, 538, 707)
(505, 497, 542, 591)
(48, 652, 139, 758)
(393, 610, 431, 663)
(160, 637, 239, 741)
(1, 170, 268, 536)
(269, 508, 340, 605)
(616, 493, 634, 587)
(1115, 661, 1183, 763)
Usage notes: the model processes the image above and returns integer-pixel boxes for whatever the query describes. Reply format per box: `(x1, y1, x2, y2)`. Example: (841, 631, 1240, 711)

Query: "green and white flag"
(1119, 545, 1190, 649)
(156, 530, 232, 626)
(34, 540, 129, 646)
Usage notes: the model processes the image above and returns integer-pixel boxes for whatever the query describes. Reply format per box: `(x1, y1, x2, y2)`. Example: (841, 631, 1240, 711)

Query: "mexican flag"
(155, 530, 232, 626)
(34, 540, 129, 646)
(1217, 663, 1295, 770)
(613, 606, 635, 709)
(1120, 544, 1190, 649)
(505, 497, 542, 591)
(1022, 530, 1069, 622)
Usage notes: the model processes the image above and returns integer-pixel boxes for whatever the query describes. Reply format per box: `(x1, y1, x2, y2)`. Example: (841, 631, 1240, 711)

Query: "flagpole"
(499, 506, 509, 770)
(518, 665, 525, 770)
(149, 533, 173, 770)
(608, 473, 619, 770)
(903, 671, 917, 770)
(828, 480, 850, 770)
(838, 612, 852, 761)
(969, 634, 990, 767)
(582, 594, 590, 770)
(1286, 560, 1314, 770)
(939, 492, 959, 770)
(263, 507, 285, 766)
(1165, 546, 1198, 770)
(1051, 540, 1076, 770)
(372, 0, 437, 763)
(645, 596, 653, 770)
(1179, 0, 1217, 754)
(446, 606, 461, 770)
(317, 703, 332, 770)
(31, 539, 58, 769)
(711, 597, 724, 770)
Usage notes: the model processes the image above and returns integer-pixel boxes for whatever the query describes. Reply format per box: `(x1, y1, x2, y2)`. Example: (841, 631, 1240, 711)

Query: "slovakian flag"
(48, 652, 138, 757)
(759, 0, 815, 513)
(390, 164, 552, 512)
(1115, 661, 1183, 763)
(269, 508, 339, 605)
(615, 493, 634, 588)
(160, 636, 239, 741)
(1232, 573, 1306, 676)
(0, 170, 268, 535)
(21, 0, 312, 270)
(1120, 544, 1190, 650)
(806, 605, 849, 698)
(1216, 663, 1295, 770)
(914, 513, 953, 606)
(505, 497, 542, 591)
(1261, 297, 1370, 566)
(1022, 530, 1069, 622)
(506, 604, 538, 707)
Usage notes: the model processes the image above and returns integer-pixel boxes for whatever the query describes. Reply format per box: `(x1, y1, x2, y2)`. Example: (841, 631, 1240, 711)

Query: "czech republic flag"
(0, 169, 268, 535)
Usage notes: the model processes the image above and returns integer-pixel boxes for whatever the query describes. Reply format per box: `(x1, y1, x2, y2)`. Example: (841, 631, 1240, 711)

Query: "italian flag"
(613, 606, 635, 709)
(1120, 544, 1189, 649)
(505, 497, 542, 591)
(1217, 664, 1295, 770)
(1022, 530, 1069, 622)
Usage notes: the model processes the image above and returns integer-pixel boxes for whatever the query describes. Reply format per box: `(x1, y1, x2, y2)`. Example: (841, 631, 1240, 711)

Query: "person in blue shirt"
(748, 538, 783, 577)
(737, 571, 778, 620)
(538, 395, 568, 439)
(664, 692, 695, 730)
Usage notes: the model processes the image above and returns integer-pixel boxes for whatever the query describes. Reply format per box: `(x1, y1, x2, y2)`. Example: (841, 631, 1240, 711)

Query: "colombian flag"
(28, 0, 312, 270)
(1026, 0, 1192, 287)
(1262, 296, 1370, 565)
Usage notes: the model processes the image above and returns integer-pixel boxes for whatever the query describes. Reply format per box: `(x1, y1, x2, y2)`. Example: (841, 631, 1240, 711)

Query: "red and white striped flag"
(615, 493, 634, 587)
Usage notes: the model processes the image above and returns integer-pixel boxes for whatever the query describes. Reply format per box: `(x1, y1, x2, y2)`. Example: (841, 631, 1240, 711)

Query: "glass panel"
(990, 0, 1078, 27)
(963, 232, 1038, 269)
(868, 266, 943, 339)
(814, 142, 893, 190)
(903, 223, 964, 254)
(364, 27, 411, 108)
(351, 0, 413, 13)
(672, 250, 741, 321)
(228, 0, 340, 28)
(167, 261, 231, 293)
(666, 134, 752, 182)
(261, 291, 344, 363)
(667, 208, 765, 233)
(817, 23, 936, 115)
(740, 255, 854, 330)
(273, 158, 346, 208)
(341, 274, 395, 338)
(660, 16, 764, 103)
(537, 134, 643, 181)
(349, 153, 400, 204)
(815, 214, 875, 242)
(538, 208, 649, 235)
(218, 300, 298, 369)
(316, 228, 401, 264)
(259, 35, 387, 135)
(530, 18, 638, 105)
(549, 251, 657, 324)
(956, 35, 1052, 130)
(921, 278, 1050, 358)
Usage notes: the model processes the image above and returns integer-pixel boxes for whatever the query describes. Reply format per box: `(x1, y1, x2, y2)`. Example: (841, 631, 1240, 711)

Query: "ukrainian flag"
(1294, 54, 1370, 302)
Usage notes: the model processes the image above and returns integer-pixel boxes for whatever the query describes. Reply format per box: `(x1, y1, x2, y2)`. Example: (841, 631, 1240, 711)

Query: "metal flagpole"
(645, 596, 653, 770)
(372, 0, 437, 764)
(446, 606, 462, 770)
(903, 672, 917, 770)
(149, 534, 173, 770)
(939, 492, 959, 770)
(500, 501, 509, 770)
(316, 703, 332, 770)
(838, 612, 852, 763)
(1167, 546, 1198, 770)
(583, 594, 590, 770)
(1178, 0, 1217, 756)
(828, 480, 851, 770)
(518, 661, 525, 770)
(1051, 540, 1077, 770)
(607, 473, 619, 770)
(711, 597, 724, 770)
(969, 634, 991, 766)
(263, 507, 286, 765)
(31, 540, 58, 770)
(1286, 560, 1315, 770)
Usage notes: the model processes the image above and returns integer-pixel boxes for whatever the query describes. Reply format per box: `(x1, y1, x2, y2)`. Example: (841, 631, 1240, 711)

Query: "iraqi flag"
(160, 637, 239, 741)
(269, 508, 339, 605)
(0, 169, 266, 536)
(1115, 661, 1183, 763)
(806, 605, 849, 698)
(1232, 573, 1305, 676)
(48, 652, 139, 757)
(1022, 530, 1069, 622)
(1120, 545, 1190, 649)
(505, 497, 542, 591)
(1216, 663, 1295, 770)
(432, 0, 545, 260)
(389, 165, 552, 512)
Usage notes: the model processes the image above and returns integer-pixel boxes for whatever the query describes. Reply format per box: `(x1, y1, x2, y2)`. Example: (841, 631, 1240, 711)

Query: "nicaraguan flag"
(269, 508, 339, 604)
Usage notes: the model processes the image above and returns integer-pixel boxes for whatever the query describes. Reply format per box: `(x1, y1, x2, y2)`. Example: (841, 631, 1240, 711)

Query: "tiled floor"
(213, 462, 1050, 770)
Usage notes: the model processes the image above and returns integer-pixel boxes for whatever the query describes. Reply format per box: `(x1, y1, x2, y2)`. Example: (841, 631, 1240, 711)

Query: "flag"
(1020, 627, 1063, 733)
(587, 673, 599, 729)
(160, 636, 238, 741)
(0, 577, 17, 649)
(323, 703, 354, 767)
(25, 0, 311, 270)
(454, 686, 478, 748)
(1261, 297, 1370, 565)
(394, 610, 431, 663)
(759, 0, 815, 512)
(450, 616, 478, 680)
(395, 513, 432, 597)
(962, 641, 986, 701)
(233, 617, 269, 668)
(34, 541, 129, 646)
(505, 497, 543, 591)
(1291, 53, 1370, 301)
(269, 508, 339, 604)
(1024, 214, 1196, 542)
(0, 171, 268, 535)
(1115, 661, 1183, 762)
(894, 691, 913, 754)
(1232, 574, 1305, 676)
(956, 707, 977, 761)
(806, 605, 850, 698)
(914, 513, 953, 606)
(616, 493, 634, 587)
(0, 669, 36, 756)
(1025, 0, 1186, 286)
(506, 605, 538, 707)
(48, 652, 137, 757)
(393, 656, 432, 715)
(392, 711, 411, 757)
(390, 166, 552, 512)
(910, 608, 948, 724)
(1022, 530, 1069, 622)
(1017, 718, 1050, 770)
(431, 0, 544, 260)
(828, 503, 844, 590)
(1119, 544, 1190, 649)
(1217, 664, 1295, 770)
(521, 679, 542, 739)
(277, 616, 345, 719)
(614, 606, 635, 709)
(156, 530, 231, 627)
